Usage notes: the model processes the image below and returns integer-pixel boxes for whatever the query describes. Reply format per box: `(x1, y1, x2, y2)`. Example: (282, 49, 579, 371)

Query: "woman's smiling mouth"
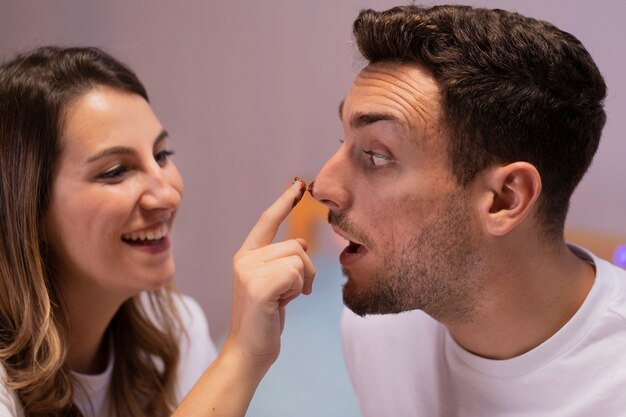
(121, 223, 170, 252)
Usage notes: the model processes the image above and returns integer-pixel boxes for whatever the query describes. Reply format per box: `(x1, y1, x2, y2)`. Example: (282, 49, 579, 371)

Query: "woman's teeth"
(122, 223, 168, 242)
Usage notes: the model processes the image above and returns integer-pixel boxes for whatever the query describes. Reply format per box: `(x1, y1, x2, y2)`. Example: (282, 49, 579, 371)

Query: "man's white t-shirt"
(0, 294, 217, 417)
(342, 247, 626, 416)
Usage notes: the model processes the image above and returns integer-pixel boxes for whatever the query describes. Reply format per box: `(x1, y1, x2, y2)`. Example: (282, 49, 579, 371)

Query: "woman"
(0, 46, 314, 416)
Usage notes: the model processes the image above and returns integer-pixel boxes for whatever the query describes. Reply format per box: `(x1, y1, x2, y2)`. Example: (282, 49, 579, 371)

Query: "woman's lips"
(122, 221, 169, 242)
(123, 235, 171, 254)
(120, 220, 173, 255)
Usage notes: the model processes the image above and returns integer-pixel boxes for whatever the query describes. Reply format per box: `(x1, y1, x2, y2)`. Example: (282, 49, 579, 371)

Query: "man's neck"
(444, 241, 595, 360)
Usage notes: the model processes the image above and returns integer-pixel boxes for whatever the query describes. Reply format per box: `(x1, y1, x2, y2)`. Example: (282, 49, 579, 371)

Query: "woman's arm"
(173, 178, 315, 417)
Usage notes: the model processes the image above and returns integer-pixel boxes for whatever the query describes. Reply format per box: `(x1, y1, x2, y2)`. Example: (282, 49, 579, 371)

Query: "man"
(310, 5, 626, 416)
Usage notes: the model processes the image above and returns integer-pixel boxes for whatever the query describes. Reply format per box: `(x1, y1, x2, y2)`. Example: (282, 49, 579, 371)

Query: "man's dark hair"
(353, 5, 607, 236)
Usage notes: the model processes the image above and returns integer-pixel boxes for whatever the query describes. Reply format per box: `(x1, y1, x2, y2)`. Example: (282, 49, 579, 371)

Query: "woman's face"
(45, 86, 184, 300)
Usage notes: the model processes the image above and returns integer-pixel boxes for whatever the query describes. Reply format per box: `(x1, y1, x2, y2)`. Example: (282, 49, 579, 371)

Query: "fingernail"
(292, 177, 307, 207)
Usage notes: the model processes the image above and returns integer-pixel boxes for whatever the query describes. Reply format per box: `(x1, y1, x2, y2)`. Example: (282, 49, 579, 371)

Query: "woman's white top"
(0, 294, 217, 417)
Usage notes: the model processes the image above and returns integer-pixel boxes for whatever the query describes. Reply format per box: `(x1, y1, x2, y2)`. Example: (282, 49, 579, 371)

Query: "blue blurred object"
(246, 255, 361, 417)
(614, 245, 626, 268)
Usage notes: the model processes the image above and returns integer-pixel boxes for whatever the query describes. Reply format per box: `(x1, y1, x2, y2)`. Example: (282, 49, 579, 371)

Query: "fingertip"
(295, 238, 308, 252)
(291, 177, 307, 208)
(304, 275, 314, 295)
(293, 176, 307, 190)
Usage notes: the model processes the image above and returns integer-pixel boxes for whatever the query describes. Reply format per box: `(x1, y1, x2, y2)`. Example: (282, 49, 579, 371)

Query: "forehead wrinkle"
(383, 89, 428, 126)
(353, 65, 441, 146)
(353, 79, 426, 123)
(354, 82, 429, 135)
(357, 68, 437, 126)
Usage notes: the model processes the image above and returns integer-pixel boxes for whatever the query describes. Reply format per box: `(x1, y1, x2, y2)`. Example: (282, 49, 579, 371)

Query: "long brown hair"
(0, 46, 181, 416)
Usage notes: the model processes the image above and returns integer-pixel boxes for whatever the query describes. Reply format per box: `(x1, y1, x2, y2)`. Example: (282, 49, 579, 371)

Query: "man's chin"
(341, 279, 368, 317)
(342, 280, 407, 317)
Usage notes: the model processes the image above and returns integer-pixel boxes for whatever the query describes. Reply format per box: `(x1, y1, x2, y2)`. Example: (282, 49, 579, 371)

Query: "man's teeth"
(123, 224, 168, 242)
(347, 241, 362, 253)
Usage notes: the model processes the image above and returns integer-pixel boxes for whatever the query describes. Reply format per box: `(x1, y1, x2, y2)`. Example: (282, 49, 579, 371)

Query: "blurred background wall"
(1, 1, 624, 414)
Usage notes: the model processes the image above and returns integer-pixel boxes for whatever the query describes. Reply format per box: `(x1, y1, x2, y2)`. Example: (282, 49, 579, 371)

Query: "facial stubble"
(341, 191, 483, 323)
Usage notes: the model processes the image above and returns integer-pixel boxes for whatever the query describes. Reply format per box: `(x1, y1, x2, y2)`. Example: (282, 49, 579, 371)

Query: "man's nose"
(310, 149, 351, 212)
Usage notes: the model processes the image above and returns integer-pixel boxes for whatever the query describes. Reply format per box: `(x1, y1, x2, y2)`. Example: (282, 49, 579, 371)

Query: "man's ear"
(477, 162, 542, 237)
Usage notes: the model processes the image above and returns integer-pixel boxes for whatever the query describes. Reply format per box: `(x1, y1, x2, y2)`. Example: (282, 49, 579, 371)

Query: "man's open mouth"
(346, 240, 366, 254)
(331, 225, 370, 266)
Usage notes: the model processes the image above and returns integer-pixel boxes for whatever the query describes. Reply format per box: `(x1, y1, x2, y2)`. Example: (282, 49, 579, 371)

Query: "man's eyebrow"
(85, 129, 169, 164)
(349, 111, 401, 130)
(337, 99, 403, 132)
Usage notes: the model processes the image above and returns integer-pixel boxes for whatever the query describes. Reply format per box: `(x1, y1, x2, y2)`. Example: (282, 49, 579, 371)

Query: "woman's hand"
(174, 179, 316, 417)
(226, 178, 315, 368)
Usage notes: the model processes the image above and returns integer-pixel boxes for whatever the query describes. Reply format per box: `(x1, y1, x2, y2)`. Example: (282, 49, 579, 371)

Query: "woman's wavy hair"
(0, 46, 181, 417)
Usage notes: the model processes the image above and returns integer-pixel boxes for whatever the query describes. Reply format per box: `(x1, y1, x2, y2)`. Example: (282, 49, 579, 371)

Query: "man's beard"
(340, 191, 483, 323)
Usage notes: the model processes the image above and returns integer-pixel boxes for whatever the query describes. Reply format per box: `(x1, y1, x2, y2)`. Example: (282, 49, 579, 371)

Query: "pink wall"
(2, 1, 624, 339)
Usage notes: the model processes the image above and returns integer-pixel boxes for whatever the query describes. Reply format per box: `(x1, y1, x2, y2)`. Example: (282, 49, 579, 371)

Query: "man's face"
(312, 62, 483, 321)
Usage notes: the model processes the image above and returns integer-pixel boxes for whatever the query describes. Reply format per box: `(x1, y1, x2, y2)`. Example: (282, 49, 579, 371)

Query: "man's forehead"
(339, 62, 440, 131)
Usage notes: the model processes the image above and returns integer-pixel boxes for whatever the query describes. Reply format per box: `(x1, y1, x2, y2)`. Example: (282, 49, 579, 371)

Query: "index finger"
(240, 178, 307, 251)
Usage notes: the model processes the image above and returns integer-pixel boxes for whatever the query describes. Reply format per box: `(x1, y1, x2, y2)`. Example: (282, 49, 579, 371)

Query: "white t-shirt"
(0, 294, 217, 417)
(341, 247, 626, 417)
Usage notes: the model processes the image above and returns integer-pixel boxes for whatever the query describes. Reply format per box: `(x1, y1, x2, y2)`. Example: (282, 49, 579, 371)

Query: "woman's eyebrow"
(85, 129, 169, 164)
(154, 129, 169, 146)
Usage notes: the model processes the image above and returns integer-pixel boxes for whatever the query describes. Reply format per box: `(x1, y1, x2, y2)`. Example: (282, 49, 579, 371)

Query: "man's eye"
(363, 150, 392, 167)
(155, 149, 175, 166)
(96, 165, 128, 180)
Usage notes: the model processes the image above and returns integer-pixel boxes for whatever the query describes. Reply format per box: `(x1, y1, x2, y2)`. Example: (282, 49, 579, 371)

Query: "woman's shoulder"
(173, 294, 210, 333)
(171, 294, 219, 400)
(0, 363, 25, 417)
(137, 291, 218, 400)
(173, 294, 218, 356)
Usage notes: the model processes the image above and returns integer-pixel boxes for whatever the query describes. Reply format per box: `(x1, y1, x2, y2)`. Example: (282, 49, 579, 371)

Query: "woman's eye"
(96, 165, 128, 181)
(155, 149, 175, 166)
(96, 165, 129, 182)
(363, 150, 392, 167)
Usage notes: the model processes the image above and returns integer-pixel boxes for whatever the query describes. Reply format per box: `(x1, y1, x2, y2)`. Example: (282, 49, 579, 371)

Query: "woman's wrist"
(218, 337, 276, 382)
(172, 338, 273, 416)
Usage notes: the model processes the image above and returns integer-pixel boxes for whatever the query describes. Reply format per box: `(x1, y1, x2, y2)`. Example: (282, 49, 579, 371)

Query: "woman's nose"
(140, 167, 182, 212)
